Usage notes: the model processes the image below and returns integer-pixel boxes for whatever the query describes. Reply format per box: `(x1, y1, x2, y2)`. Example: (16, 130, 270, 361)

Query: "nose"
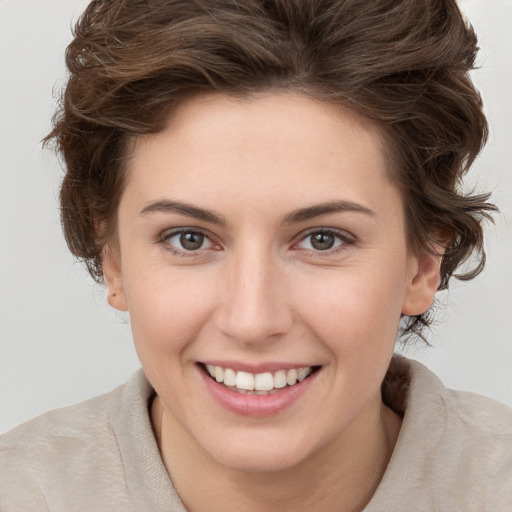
(214, 248, 293, 346)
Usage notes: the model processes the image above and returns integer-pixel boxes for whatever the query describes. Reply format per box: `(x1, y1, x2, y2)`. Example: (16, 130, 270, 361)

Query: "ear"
(102, 244, 128, 311)
(401, 247, 442, 316)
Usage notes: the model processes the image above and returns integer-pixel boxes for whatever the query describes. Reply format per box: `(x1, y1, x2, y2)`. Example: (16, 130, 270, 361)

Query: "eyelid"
(157, 226, 354, 257)
(159, 227, 220, 255)
(292, 227, 355, 253)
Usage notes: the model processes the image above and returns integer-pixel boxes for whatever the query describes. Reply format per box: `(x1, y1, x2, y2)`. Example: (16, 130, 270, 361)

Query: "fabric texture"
(1, 358, 511, 511)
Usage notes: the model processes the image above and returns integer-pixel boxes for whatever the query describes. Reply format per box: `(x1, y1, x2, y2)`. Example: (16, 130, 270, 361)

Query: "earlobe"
(102, 244, 128, 311)
(401, 249, 442, 316)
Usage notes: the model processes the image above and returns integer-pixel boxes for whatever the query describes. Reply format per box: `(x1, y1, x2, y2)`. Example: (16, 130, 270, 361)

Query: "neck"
(151, 394, 401, 512)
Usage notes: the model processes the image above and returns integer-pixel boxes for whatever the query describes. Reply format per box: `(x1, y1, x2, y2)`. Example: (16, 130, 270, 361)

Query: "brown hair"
(46, 0, 496, 338)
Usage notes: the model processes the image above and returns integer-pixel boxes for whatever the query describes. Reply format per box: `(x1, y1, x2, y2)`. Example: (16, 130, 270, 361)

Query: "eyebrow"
(140, 200, 227, 225)
(140, 199, 375, 225)
(282, 200, 375, 224)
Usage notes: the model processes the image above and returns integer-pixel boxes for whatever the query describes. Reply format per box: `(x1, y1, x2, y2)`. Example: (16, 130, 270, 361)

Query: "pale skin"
(103, 93, 441, 512)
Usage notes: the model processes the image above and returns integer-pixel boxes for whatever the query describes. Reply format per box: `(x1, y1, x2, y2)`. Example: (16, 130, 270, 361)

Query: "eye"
(163, 230, 214, 252)
(296, 230, 347, 252)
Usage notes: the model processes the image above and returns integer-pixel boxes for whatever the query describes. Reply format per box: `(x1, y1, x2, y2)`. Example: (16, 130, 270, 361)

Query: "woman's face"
(105, 93, 438, 472)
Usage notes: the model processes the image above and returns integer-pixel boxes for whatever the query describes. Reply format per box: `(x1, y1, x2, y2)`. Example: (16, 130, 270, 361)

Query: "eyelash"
(159, 228, 217, 257)
(293, 228, 354, 257)
(158, 227, 354, 257)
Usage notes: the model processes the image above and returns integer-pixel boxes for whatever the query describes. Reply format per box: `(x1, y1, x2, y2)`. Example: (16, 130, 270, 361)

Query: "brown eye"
(310, 232, 336, 250)
(163, 230, 213, 252)
(180, 231, 205, 250)
(296, 230, 346, 252)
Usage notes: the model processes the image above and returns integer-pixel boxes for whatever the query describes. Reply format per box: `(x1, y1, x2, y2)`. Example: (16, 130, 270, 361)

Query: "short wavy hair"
(46, 0, 496, 338)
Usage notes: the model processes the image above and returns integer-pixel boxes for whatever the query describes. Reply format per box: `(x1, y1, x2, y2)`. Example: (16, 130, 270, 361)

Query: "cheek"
(124, 269, 216, 361)
(292, 265, 406, 414)
(295, 262, 407, 353)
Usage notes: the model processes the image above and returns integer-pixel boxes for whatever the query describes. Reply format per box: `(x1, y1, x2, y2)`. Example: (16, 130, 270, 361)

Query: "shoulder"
(443, 383, 512, 437)
(0, 370, 149, 512)
(407, 357, 512, 443)
(1, 386, 115, 448)
(415, 360, 512, 509)
(371, 357, 512, 511)
(432, 375, 512, 502)
(385, 356, 512, 437)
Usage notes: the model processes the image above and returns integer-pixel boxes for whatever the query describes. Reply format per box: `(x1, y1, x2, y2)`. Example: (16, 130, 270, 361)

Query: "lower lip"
(199, 366, 318, 418)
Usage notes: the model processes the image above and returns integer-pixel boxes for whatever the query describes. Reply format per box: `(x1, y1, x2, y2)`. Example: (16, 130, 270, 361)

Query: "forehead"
(142, 92, 384, 158)
(123, 93, 400, 223)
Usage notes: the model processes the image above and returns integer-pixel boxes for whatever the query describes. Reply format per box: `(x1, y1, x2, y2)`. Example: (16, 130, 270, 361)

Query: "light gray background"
(1, 0, 511, 433)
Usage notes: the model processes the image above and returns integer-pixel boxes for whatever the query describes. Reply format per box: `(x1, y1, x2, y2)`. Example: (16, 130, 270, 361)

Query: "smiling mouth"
(200, 363, 321, 395)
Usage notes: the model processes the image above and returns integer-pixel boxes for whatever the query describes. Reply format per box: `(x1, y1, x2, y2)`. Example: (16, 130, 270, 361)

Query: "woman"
(1, 0, 511, 510)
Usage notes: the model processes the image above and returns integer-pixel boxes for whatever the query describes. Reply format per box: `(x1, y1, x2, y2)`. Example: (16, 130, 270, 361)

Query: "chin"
(201, 429, 322, 474)
(215, 447, 306, 474)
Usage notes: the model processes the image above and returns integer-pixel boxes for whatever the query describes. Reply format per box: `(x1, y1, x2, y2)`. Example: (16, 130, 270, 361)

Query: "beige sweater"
(1, 358, 511, 511)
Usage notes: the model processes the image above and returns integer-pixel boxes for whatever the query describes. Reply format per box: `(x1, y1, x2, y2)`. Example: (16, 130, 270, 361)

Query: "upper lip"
(199, 361, 320, 374)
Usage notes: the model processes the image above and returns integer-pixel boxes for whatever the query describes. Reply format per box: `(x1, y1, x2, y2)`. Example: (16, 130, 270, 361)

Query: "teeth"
(297, 367, 312, 382)
(223, 368, 236, 387)
(254, 372, 273, 391)
(236, 371, 255, 391)
(214, 366, 224, 383)
(204, 364, 315, 393)
(286, 369, 298, 386)
(273, 370, 287, 389)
